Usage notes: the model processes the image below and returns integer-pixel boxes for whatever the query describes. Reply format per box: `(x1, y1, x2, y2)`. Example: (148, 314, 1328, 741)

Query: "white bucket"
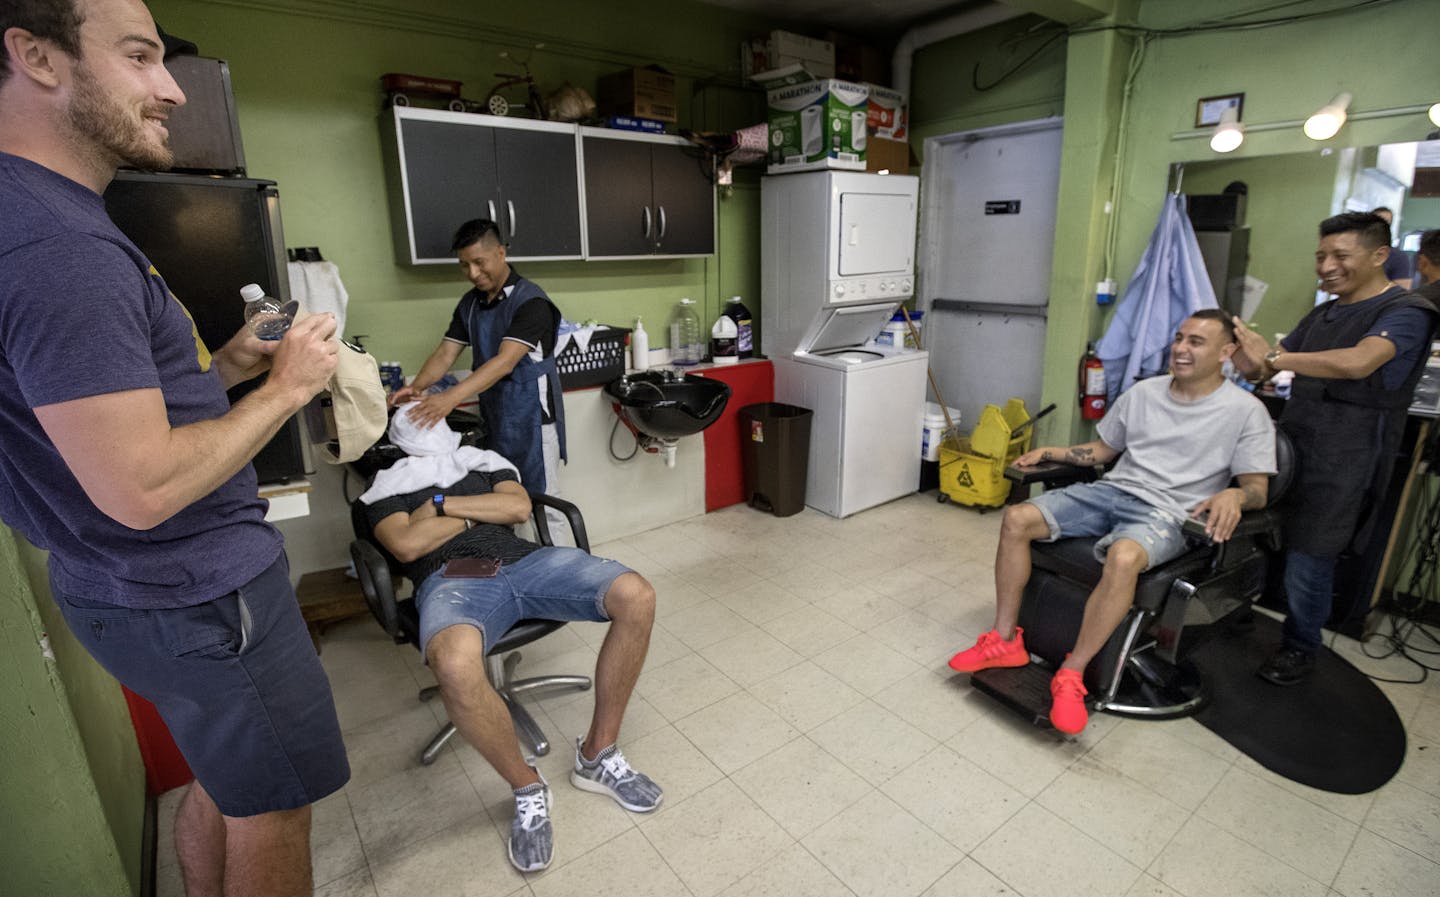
(921, 402, 961, 462)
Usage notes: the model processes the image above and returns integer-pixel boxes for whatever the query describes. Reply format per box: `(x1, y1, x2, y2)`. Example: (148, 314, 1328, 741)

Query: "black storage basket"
(556, 326, 631, 389)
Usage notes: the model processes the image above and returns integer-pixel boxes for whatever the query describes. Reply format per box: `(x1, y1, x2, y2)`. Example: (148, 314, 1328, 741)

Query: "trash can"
(739, 402, 812, 517)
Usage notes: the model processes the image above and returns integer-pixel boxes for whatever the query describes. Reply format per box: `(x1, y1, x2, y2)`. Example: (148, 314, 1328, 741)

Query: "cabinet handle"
(488, 200, 497, 226)
(507, 200, 517, 240)
(643, 206, 652, 239)
(658, 205, 667, 240)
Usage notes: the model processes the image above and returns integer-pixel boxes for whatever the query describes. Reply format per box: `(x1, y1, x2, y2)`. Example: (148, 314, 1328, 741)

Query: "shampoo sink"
(604, 371, 732, 439)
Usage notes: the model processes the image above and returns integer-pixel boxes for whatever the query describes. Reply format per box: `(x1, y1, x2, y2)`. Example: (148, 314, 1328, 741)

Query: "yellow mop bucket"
(938, 398, 1031, 508)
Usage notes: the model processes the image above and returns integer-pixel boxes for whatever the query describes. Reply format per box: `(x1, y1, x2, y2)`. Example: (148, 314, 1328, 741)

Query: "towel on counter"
(288, 260, 349, 335)
(358, 402, 519, 504)
(555, 321, 609, 356)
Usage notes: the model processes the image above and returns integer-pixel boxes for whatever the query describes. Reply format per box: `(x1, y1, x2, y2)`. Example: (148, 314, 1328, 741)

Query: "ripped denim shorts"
(1026, 481, 1188, 570)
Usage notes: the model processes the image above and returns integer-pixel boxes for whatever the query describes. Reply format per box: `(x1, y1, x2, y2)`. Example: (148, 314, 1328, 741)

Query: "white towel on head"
(287, 261, 349, 335)
(358, 403, 519, 504)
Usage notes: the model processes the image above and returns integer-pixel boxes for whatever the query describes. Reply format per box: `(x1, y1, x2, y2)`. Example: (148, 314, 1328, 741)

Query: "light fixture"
(1304, 91, 1352, 141)
(1430, 101, 1440, 128)
(1209, 107, 1244, 153)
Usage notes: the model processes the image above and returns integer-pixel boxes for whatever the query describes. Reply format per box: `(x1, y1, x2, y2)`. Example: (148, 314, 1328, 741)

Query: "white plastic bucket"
(921, 402, 961, 462)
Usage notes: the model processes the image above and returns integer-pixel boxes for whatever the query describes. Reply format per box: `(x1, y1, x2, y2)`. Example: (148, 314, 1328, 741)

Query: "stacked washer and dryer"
(761, 171, 928, 518)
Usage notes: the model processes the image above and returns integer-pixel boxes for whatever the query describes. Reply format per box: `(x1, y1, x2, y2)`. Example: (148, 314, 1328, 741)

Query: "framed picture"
(1196, 93, 1244, 128)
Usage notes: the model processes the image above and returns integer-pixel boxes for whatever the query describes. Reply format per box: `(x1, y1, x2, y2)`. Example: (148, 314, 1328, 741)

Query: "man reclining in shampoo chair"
(948, 310, 1277, 734)
(360, 406, 662, 873)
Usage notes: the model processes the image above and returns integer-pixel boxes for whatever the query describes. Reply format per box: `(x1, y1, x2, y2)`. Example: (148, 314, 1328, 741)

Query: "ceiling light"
(1430, 102, 1440, 128)
(1209, 107, 1244, 153)
(1304, 92, 1352, 141)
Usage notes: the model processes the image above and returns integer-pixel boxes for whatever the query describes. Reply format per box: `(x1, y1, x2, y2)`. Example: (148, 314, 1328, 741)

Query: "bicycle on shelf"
(485, 47, 547, 119)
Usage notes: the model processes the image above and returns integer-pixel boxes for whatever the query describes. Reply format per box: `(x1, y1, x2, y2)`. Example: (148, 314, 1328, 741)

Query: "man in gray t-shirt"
(949, 311, 1277, 734)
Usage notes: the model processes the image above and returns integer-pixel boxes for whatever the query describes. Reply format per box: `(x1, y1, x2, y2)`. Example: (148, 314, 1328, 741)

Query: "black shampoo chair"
(971, 428, 1295, 726)
(349, 492, 593, 764)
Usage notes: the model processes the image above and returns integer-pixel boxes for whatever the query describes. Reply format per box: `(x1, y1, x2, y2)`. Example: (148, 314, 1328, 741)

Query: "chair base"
(414, 649, 592, 766)
(970, 650, 1206, 733)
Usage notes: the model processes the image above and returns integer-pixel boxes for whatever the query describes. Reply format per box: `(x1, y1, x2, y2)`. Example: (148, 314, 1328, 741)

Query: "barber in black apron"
(394, 218, 567, 497)
(1233, 212, 1436, 686)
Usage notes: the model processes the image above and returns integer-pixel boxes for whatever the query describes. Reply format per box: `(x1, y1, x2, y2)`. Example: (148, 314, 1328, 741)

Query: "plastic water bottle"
(240, 283, 297, 340)
(668, 297, 703, 366)
(723, 295, 754, 358)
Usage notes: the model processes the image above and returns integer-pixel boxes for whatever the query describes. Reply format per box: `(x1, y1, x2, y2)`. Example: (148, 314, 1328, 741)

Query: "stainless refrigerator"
(103, 171, 310, 484)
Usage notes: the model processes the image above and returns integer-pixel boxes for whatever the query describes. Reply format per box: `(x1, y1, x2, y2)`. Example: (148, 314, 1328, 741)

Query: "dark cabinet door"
(398, 117, 498, 262)
(650, 143, 714, 256)
(582, 136, 656, 257)
(494, 128, 582, 259)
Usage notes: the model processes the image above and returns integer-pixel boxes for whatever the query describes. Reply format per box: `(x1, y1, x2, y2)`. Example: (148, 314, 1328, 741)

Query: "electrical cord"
(1356, 463, 1440, 683)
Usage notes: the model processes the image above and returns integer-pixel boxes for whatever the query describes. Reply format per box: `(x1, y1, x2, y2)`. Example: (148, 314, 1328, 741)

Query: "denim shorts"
(1026, 481, 1189, 570)
(51, 554, 350, 817)
(414, 547, 630, 657)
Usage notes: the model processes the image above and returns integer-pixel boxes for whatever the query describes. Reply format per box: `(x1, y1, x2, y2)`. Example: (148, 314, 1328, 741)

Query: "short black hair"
(0, 0, 85, 87)
(450, 218, 503, 254)
(1419, 229, 1440, 268)
(1320, 211, 1391, 250)
(1187, 307, 1236, 343)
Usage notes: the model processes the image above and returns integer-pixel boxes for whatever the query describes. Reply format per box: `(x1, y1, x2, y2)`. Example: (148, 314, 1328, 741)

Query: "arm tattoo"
(1065, 446, 1096, 465)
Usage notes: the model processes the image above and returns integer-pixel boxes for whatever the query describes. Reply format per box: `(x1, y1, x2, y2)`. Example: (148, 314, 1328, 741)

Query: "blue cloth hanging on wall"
(1096, 193, 1218, 401)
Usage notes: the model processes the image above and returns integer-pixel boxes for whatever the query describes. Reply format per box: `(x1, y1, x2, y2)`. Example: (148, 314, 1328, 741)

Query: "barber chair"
(348, 490, 593, 765)
(970, 429, 1295, 727)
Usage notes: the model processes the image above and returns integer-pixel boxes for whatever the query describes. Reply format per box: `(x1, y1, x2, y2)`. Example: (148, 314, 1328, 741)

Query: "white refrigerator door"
(838, 354, 927, 517)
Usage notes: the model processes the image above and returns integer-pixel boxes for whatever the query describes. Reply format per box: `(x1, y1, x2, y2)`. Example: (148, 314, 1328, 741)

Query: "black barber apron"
(1279, 288, 1436, 555)
(465, 277, 567, 494)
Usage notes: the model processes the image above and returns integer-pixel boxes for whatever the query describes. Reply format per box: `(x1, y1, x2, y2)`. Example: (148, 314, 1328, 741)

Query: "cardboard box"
(865, 136, 911, 174)
(765, 78, 868, 174)
(865, 84, 908, 141)
(597, 66, 676, 123)
(769, 30, 834, 79)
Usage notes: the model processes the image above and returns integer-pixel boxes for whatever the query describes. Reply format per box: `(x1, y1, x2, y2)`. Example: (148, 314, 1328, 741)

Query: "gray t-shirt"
(1098, 375, 1277, 522)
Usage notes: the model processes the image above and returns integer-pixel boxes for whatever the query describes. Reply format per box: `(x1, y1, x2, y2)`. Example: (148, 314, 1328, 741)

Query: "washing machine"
(773, 306, 928, 518)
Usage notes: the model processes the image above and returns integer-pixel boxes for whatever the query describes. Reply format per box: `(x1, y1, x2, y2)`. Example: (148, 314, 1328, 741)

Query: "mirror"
(1175, 140, 1440, 343)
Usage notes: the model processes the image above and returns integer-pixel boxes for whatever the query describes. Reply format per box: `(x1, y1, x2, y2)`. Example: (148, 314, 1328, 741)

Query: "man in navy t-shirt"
(0, 2, 347, 894)
(1233, 212, 1437, 686)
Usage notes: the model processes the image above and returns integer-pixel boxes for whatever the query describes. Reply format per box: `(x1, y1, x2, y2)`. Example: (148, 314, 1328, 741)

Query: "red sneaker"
(948, 628, 1029, 673)
(1049, 668, 1089, 734)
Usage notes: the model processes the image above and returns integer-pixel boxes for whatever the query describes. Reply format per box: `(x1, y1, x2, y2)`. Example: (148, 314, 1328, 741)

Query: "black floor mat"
(1189, 614, 1406, 794)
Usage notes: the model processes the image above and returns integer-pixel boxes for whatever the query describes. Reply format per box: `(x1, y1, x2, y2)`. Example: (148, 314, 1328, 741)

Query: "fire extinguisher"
(1079, 342, 1107, 420)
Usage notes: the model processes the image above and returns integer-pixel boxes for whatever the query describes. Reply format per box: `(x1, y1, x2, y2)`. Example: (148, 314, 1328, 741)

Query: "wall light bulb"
(1304, 91, 1351, 141)
(1209, 108, 1244, 153)
(1430, 102, 1440, 128)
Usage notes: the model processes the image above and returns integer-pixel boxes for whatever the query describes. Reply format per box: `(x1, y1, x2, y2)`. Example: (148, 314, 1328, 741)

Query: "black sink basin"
(604, 371, 732, 439)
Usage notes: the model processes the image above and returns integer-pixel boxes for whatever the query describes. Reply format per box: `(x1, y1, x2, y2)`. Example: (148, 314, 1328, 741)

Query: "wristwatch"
(1264, 348, 1283, 369)
(432, 494, 446, 516)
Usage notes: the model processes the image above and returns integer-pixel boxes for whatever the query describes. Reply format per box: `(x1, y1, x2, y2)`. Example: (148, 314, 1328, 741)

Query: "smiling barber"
(392, 218, 566, 496)
(1232, 212, 1437, 686)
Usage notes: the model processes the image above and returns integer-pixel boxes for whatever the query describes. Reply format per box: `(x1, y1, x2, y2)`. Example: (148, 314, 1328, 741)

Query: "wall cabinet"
(385, 109, 714, 264)
(580, 129, 715, 258)
(386, 107, 583, 263)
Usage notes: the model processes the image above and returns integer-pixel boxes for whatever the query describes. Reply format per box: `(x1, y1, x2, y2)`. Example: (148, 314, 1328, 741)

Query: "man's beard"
(67, 65, 174, 172)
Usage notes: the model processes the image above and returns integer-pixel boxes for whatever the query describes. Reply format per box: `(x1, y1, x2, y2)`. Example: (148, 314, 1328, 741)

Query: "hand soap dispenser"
(631, 317, 649, 371)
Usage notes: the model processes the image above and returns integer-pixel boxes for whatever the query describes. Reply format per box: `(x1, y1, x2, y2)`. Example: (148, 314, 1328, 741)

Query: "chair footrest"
(969, 664, 1056, 729)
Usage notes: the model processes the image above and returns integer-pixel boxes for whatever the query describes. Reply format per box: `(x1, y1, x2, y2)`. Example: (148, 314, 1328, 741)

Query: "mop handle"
(898, 306, 958, 436)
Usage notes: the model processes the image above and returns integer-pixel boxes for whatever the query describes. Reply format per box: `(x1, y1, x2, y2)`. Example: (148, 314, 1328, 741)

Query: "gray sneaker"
(569, 738, 663, 813)
(507, 773, 553, 873)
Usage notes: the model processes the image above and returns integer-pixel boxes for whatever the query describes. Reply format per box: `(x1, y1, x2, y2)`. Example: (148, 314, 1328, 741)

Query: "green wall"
(145, 0, 780, 372)
(0, 531, 143, 897)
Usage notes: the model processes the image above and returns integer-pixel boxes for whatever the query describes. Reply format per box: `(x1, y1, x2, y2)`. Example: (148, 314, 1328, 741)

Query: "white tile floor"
(155, 494, 1440, 897)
